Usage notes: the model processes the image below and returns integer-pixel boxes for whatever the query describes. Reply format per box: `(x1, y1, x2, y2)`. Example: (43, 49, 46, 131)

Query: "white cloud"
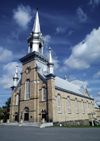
(87, 88, 92, 92)
(64, 27, 100, 69)
(59, 66, 68, 72)
(43, 35, 59, 70)
(98, 92, 100, 94)
(88, 0, 100, 8)
(67, 30, 74, 37)
(77, 7, 87, 23)
(97, 102, 100, 105)
(0, 95, 11, 97)
(0, 100, 4, 104)
(71, 80, 88, 88)
(93, 93, 100, 105)
(0, 62, 22, 89)
(93, 71, 100, 79)
(56, 26, 67, 34)
(0, 47, 13, 63)
(53, 58, 59, 70)
(43, 35, 51, 49)
(7, 31, 19, 43)
(68, 75, 76, 81)
(13, 4, 32, 29)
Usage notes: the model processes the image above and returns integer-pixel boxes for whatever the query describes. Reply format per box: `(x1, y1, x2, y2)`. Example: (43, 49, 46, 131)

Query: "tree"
(0, 97, 11, 122)
(0, 107, 3, 119)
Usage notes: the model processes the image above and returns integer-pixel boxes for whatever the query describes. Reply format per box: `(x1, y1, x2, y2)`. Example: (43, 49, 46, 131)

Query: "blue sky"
(0, 0, 100, 107)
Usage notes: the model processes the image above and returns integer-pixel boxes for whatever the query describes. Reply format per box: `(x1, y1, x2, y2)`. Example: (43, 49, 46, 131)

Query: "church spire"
(13, 66, 19, 87)
(49, 47, 53, 63)
(83, 80, 86, 89)
(32, 9, 41, 33)
(27, 9, 44, 54)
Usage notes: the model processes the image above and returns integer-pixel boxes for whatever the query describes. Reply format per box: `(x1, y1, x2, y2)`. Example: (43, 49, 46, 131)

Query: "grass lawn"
(53, 125, 100, 128)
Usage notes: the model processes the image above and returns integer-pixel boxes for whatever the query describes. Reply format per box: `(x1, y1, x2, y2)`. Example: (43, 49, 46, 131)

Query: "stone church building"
(10, 10, 96, 126)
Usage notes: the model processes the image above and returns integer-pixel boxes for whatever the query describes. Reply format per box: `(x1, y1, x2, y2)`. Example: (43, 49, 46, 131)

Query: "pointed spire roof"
(49, 47, 53, 63)
(83, 80, 86, 89)
(48, 47, 54, 74)
(32, 10, 41, 33)
(14, 66, 18, 78)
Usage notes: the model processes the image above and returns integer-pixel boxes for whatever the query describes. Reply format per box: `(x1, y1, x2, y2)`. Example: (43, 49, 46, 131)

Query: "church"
(10, 10, 96, 126)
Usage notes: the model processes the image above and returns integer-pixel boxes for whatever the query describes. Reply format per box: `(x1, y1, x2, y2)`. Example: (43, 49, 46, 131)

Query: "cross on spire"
(36, 7, 39, 11)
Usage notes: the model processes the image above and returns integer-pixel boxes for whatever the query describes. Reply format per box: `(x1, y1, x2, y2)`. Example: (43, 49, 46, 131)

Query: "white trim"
(25, 80, 30, 100)
(67, 97, 71, 113)
(57, 94, 61, 113)
(42, 87, 45, 101)
(81, 100, 84, 114)
(87, 101, 89, 113)
(16, 94, 19, 105)
(75, 98, 78, 114)
(91, 102, 93, 113)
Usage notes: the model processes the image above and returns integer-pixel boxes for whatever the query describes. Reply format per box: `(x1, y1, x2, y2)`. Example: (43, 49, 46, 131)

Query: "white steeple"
(48, 47, 54, 74)
(13, 66, 19, 87)
(27, 9, 44, 54)
(83, 80, 86, 89)
(49, 47, 53, 63)
(32, 10, 40, 33)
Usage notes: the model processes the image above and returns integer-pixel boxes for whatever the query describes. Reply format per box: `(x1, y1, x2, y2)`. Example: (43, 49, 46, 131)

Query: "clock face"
(25, 66, 31, 74)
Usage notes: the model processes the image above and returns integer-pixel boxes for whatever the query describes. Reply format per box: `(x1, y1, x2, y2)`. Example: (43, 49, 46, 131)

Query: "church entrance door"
(15, 115, 18, 121)
(15, 112, 18, 121)
(42, 113, 46, 121)
(24, 107, 29, 121)
(42, 109, 46, 121)
(24, 113, 29, 121)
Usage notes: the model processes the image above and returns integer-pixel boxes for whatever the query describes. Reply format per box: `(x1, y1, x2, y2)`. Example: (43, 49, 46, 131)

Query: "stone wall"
(53, 89, 95, 123)
(95, 108, 100, 121)
(54, 119, 90, 126)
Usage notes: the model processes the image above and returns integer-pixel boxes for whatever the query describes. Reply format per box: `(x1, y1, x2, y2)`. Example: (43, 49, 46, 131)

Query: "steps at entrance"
(40, 122, 53, 128)
(0, 122, 53, 128)
(0, 122, 19, 126)
(20, 122, 41, 127)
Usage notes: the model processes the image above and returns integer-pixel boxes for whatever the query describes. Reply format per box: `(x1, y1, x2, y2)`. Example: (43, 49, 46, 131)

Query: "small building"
(10, 10, 96, 126)
(94, 103, 100, 121)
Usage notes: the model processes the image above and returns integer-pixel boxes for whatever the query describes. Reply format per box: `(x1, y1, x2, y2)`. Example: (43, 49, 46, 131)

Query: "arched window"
(16, 94, 19, 105)
(67, 97, 71, 113)
(30, 43, 32, 52)
(57, 94, 61, 113)
(25, 107, 29, 113)
(42, 87, 45, 101)
(91, 102, 93, 113)
(87, 101, 89, 113)
(25, 79, 30, 100)
(75, 98, 78, 113)
(81, 100, 84, 114)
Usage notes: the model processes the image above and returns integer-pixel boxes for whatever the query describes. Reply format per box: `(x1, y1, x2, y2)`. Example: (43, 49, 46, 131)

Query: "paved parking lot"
(0, 126, 100, 141)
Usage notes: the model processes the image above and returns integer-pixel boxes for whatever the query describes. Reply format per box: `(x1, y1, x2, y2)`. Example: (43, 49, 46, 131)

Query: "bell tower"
(27, 9, 44, 54)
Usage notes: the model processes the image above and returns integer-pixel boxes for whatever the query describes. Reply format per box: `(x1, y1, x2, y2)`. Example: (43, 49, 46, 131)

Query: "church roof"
(55, 76, 82, 95)
(55, 77, 93, 99)
(38, 70, 93, 100)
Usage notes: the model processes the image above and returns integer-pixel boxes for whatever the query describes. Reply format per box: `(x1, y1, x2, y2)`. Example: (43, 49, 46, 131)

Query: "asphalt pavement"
(0, 126, 100, 141)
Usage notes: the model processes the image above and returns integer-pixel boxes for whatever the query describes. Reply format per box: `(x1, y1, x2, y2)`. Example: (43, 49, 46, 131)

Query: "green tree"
(0, 97, 11, 122)
(0, 107, 3, 119)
